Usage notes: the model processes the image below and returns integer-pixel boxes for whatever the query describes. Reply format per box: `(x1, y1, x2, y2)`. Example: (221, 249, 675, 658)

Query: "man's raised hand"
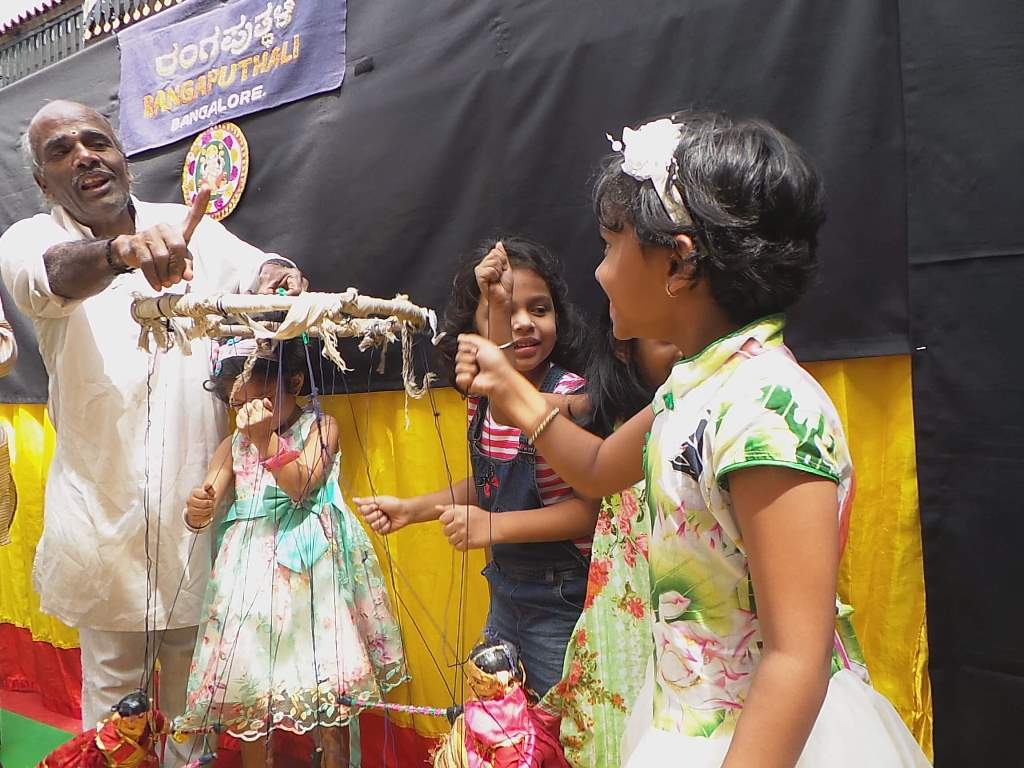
(110, 186, 211, 291)
(181, 185, 210, 244)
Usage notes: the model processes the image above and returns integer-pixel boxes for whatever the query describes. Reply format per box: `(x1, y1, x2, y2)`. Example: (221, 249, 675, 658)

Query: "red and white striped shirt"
(467, 368, 591, 554)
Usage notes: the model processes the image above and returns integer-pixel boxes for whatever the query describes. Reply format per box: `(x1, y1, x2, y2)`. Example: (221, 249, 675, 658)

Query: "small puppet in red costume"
(433, 639, 569, 768)
(38, 691, 168, 768)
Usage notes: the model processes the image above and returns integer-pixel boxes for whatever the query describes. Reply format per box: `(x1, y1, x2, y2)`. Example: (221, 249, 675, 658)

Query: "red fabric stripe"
(553, 374, 585, 394)
(481, 440, 519, 450)
(481, 431, 518, 438)
(483, 424, 517, 434)
(481, 439, 518, 448)
(0, 687, 81, 733)
(0, 622, 81, 721)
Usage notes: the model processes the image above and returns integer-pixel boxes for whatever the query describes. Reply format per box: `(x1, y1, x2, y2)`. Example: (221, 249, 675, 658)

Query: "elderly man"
(0, 100, 305, 757)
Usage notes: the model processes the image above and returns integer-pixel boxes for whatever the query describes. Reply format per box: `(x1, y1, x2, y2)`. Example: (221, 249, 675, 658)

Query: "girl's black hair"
(582, 308, 660, 438)
(204, 336, 309, 404)
(594, 110, 825, 325)
(436, 235, 589, 381)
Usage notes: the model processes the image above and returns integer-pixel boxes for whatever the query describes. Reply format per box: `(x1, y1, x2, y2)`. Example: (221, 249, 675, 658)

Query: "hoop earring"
(665, 283, 681, 298)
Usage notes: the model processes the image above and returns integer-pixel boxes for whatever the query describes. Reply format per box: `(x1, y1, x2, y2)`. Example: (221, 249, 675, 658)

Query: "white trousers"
(78, 625, 199, 768)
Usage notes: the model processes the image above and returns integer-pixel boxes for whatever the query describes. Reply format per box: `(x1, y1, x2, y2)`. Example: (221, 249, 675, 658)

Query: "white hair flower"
(608, 118, 691, 225)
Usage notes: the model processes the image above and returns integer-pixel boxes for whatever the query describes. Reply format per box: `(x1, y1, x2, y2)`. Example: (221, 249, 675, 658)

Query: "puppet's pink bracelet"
(260, 448, 301, 472)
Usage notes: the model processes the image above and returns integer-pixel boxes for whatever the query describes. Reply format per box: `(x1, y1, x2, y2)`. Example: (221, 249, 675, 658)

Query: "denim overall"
(470, 363, 589, 696)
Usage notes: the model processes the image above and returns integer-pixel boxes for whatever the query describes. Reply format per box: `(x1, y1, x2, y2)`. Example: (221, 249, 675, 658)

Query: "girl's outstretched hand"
(455, 333, 514, 400)
(456, 333, 550, 430)
(353, 495, 412, 535)
(438, 503, 493, 551)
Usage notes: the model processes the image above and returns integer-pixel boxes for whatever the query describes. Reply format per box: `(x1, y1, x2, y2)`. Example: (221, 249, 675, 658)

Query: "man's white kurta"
(0, 198, 278, 631)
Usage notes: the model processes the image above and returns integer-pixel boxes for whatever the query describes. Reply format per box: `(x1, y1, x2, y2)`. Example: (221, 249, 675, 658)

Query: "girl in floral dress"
(174, 337, 407, 767)
(543, 318, 679, 768)
(453, 112, 930, 766)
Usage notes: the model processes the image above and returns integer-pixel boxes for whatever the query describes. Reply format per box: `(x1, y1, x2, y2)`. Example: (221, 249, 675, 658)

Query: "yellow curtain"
(807, 356, 933, 759)
(0, 355, 932, 756)
(325, 389, 489, 736)
(0, 404, 75, 649)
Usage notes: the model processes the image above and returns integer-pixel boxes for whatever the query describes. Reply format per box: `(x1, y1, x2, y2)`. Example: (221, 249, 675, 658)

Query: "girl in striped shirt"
(355, 237, 596, 696)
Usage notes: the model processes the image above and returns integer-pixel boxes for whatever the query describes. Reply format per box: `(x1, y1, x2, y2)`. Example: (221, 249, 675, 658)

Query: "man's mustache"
(72, 167, 116, 187)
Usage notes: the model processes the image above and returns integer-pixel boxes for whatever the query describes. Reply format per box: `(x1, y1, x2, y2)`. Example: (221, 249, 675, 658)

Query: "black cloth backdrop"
(0, 0, 909, 401)
(901, 0, 1024, 765)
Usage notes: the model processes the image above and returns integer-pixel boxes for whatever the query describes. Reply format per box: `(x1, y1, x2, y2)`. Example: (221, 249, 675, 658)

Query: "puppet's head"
(111, 691, 152, 739)
(464, 637, 525, 700)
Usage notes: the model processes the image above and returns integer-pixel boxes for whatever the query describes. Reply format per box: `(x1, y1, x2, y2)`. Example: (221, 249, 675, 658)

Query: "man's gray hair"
(20, 129, 48, 207)
(19, 129, 40, 174)
(21, 101, 128, 173)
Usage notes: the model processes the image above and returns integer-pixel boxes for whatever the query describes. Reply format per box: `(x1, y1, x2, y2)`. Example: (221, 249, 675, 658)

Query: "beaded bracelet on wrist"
(105, 237, 135, 275)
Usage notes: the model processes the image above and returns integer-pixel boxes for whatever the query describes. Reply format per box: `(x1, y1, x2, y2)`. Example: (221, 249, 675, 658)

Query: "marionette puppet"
(38, 692, 168, 768)
(432, 639, 570, 768)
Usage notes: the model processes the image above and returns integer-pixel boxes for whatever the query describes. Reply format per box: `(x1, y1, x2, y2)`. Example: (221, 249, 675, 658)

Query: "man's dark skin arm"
(44, 188, 210, 301)
(44, 191, 307, 300)
(44, 238, 119, 300)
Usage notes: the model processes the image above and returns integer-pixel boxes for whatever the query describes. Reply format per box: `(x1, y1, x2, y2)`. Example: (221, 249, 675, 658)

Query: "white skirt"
(622, 666, 930, 767)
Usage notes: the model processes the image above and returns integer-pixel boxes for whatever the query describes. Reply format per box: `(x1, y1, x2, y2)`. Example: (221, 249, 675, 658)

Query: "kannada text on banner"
(118, 0, 346, 155)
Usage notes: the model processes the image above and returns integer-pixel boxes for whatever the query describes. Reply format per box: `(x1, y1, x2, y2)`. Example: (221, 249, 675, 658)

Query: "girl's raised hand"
(236, 397, 274, 444)
(474, 241, 514, 305)
(456, 333, 546, 429)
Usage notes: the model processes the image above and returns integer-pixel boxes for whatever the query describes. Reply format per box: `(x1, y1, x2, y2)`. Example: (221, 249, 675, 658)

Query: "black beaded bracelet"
(105, 237, 135, 275)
